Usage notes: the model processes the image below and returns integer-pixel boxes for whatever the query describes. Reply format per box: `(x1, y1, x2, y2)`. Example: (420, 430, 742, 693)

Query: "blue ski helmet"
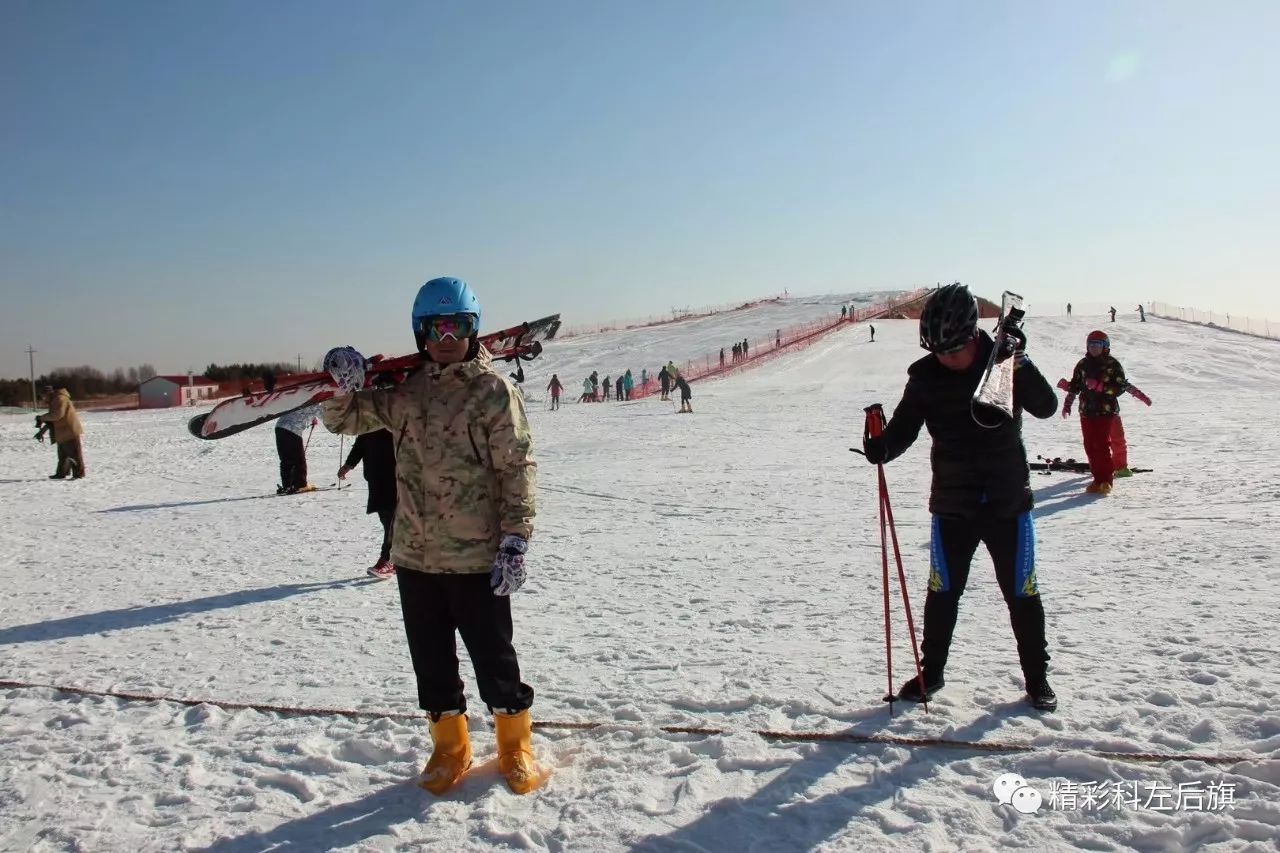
(411, 277, 482, 336)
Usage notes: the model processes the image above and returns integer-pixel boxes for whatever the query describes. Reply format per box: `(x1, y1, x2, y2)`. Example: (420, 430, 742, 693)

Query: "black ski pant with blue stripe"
(920, 510, 1050, 683)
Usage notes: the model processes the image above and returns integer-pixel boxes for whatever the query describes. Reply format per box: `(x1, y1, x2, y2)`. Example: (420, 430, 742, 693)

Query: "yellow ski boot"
(419, 712, 472, 795)
(495, 709, 541, 794)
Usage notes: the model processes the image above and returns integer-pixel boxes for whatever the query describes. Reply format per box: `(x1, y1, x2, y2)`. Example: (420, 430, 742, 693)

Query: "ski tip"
(187, 413, 211, 439)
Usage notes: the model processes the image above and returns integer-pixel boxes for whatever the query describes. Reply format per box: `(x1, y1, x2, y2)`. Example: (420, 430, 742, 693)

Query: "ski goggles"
(418, 313, 478, 342)
(1086, 339, 1108, 350)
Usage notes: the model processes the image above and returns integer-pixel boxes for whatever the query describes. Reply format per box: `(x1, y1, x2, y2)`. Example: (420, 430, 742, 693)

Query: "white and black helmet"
(919, 283, 978, 352)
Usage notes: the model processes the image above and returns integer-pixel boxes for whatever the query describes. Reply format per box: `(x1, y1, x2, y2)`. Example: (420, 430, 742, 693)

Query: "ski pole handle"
(863, 404, 886, 441)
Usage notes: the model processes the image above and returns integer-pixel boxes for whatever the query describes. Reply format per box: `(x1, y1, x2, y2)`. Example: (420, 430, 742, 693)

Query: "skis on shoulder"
(971, 292, 1026, 428)
(189, 314, 560, 441)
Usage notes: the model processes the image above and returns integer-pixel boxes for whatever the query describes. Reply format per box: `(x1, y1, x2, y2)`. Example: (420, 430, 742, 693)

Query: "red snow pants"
(1081, 415, 1115, 485)
(1111, 416, 1127, 471)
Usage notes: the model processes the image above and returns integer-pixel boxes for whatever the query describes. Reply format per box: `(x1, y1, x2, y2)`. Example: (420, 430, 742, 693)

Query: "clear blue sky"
(3, 1, 1277, 378)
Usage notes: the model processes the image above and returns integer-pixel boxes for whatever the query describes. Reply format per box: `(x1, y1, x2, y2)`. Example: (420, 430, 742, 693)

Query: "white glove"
(323, 346, 367, 393)
(490, 534, 528, 596)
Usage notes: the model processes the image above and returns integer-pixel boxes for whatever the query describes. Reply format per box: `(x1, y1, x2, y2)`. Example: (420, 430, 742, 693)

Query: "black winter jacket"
(880, 331, 1058, 519)
(343, 429, 397, 514)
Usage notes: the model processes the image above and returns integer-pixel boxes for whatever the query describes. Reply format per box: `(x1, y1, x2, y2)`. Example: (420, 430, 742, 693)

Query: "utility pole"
(26, 344, 37, 410)
(296, 353, 303, 373)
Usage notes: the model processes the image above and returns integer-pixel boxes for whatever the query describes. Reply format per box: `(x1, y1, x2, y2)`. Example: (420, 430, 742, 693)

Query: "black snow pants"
(919, 511, 1050, 683)
(395, 569, 534, 716)
(275, 428, 307, 490)
(376, 507, 394, 563)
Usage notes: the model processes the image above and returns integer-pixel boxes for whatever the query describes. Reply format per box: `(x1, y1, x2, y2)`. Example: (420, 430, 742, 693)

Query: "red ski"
(189, 314, 560, 440)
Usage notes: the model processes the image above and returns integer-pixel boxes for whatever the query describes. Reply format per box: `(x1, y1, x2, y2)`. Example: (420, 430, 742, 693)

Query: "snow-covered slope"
(2, 299, 1277, 851)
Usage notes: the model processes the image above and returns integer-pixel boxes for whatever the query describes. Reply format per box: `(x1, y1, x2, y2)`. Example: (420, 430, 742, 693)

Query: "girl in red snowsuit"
(1063, 331, 1127, 494)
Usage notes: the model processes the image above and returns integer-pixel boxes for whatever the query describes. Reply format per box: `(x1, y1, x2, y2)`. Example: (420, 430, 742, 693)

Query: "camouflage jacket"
(320, 346, 536, 574)
(1067, 354, 1127, 417)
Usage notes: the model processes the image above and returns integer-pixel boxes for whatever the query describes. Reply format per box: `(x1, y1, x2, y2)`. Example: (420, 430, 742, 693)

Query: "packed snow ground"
(1, 295, 1278, 852)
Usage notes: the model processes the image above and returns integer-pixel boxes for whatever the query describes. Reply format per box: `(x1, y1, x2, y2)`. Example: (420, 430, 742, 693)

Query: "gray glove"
(323, 346, 367, 393)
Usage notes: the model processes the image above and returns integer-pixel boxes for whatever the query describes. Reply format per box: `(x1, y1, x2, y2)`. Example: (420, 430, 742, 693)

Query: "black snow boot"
(1025, 677, 1057, 712)
(897, 673, 944, 703)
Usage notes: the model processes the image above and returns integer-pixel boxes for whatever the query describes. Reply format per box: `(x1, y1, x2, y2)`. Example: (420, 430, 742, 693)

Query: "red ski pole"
(863, 404, 928, 715)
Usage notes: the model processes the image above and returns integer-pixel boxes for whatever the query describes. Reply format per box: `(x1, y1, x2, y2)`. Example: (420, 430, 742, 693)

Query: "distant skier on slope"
(320, 276, 540, 797)
(860, 283, 1059, 712)
(547, 374, 563, 410)
(674, 375, 693, 413)
(658, 366, 671, 401)
(338, 429, 397, 579)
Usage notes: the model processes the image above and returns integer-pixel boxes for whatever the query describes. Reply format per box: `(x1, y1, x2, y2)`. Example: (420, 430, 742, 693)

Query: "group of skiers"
(570, 369, 640, 403)
(25, 274, 1157, 800)
(311, 277, 1159, 801)
(723, 338, 751, 365)
(861, 284, 1155, 716)
(657, 361, 692, 411)
(536, 362, 691, 413)
(1066, 303, 1147, 323)
(309, 277, 728, 797)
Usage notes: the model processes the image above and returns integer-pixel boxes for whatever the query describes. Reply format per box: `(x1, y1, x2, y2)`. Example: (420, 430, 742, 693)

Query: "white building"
(138, 374, 220, 408)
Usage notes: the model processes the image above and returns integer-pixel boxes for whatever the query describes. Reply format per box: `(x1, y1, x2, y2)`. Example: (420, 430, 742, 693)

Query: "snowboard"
(189, 314, 560, 441)
(971, 291, 1026, 428)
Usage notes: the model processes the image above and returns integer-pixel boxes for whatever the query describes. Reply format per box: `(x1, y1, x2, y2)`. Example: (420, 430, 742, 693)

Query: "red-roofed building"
(138, 373, 220, 408)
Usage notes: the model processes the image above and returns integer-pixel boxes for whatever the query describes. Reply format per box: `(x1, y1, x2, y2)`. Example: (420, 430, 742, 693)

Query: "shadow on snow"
(633, 704, 1027, 850)
(0, 578, 376, 646)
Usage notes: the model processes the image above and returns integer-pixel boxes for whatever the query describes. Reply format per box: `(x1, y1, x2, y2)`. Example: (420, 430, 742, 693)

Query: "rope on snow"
(0, 678, 1263, 766)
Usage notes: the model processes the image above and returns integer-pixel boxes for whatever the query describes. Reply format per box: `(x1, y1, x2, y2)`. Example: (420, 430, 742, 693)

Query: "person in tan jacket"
(321, 276, 540, 796)
(38, 386, 86, 479)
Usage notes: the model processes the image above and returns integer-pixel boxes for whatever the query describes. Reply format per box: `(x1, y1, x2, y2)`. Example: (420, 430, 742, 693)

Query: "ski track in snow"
(1, 296, 1277, 851)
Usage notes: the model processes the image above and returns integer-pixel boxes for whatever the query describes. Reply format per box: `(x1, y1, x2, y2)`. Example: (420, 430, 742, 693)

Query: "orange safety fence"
(625, 289, 933, 400)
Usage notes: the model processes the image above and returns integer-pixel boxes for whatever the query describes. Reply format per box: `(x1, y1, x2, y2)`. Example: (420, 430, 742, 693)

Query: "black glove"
(998, 324, 1027, 361)
(863, 435, 888, 464)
